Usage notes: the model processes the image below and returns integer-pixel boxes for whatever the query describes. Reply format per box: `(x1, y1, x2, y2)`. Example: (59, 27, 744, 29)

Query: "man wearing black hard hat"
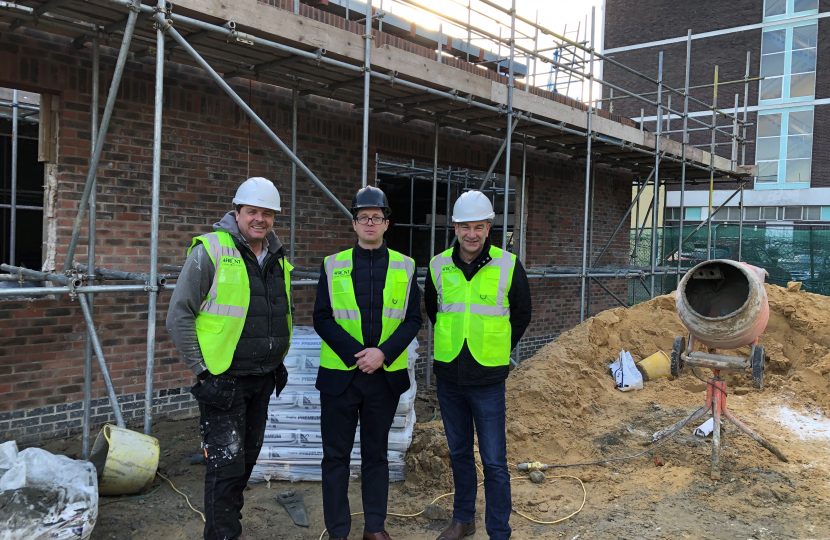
(313, 186, 422, 540)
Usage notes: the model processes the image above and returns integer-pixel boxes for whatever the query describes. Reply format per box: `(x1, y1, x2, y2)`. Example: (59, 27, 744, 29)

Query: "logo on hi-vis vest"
(442, 265, 461, 273)
(221, 256, 243, 266)
(333, 268, 352, 277)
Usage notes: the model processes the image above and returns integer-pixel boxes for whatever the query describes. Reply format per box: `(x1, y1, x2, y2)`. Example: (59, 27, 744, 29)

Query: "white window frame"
(755, 105, 813, 189)
(759, 21, 817, 104)
(764, 0, 818, 21)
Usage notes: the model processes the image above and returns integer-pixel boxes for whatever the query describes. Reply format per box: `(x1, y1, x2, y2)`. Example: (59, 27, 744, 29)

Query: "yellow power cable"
(510, 474, 587, 525)
(316, 462, 584, 539)
(156, 471, 206, 523)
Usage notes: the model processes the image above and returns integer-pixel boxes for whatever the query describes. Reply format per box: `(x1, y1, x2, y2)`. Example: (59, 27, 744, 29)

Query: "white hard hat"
(232, 177, 281, 212)
(452, 190, 495, 222)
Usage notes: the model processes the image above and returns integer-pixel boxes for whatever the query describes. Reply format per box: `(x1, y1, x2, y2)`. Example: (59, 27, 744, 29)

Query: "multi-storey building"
(604, 0, 830, 228)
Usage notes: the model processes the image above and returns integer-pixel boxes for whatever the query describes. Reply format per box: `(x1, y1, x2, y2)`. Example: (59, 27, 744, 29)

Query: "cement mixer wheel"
(751, 345, 765, 390)
(671, 336, 686, 378)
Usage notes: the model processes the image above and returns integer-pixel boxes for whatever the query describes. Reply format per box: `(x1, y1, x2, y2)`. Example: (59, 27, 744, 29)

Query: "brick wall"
(811, 17, 830, 187)
(0, 18, 631, 444)
(604, 0, 762, 50)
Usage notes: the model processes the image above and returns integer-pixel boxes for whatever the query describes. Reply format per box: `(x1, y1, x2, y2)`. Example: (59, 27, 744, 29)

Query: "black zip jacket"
(425, 238, 532, 386)
(313, 241, 422, 397)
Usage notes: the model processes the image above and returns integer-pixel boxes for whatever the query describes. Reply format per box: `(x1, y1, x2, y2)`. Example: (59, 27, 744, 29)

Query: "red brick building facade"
(0, 12, 632, 443)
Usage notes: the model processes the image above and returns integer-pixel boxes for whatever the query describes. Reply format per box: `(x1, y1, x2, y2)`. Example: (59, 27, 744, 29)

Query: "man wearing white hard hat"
(167, 177, 293, 540)
(426, 190, 531, 540)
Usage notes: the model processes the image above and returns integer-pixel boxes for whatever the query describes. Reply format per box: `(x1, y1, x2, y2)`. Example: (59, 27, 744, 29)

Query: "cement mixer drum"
(675, 259, 769, 350)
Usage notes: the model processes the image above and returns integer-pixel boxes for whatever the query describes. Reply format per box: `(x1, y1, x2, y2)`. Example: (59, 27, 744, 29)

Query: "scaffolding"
(0, 0, 756, 456)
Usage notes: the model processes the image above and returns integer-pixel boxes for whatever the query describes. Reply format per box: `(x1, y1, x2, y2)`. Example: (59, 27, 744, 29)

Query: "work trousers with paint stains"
(196, 366, 287, 540)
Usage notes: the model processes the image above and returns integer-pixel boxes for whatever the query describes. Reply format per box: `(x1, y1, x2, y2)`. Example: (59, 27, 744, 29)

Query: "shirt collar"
(452, 238, 492, 269)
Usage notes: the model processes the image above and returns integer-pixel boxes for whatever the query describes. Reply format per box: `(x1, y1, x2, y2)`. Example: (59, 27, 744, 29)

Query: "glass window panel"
(762, 29, 786, 54)
(758, 113, 782, 137)
(788, 111, 813, 135)
(744, 207, 761, 220)
(685, 207, 701, 221)
(785, 159, 811, 183)
(762, 207, 779, 220)
(822, 207, 830, 221)
(783, 206, 802, 220)
(728, 207, 742, 220)
(792, 24, 818, 49)
(757, 137, 781, 161)
(787, 134, 812, 159)
(764, 0, 786, 17)
(790, 72, 816, 98)
(760, 77, 783, 100)
(791, 49, 816, 74)
(712, 208, 727, 221)
(761, 53, 785, 77)
(804, 206, 822, 220)
(794, 0, 818, 12)
(758, 161, 779, 183)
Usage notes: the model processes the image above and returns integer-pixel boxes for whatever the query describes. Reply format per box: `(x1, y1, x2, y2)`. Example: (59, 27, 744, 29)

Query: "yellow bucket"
(636, 351, 671, 381)
(89, 425, 160, 496)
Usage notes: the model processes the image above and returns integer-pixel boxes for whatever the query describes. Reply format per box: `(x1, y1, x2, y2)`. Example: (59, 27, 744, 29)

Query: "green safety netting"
(628, 224, 830, 305)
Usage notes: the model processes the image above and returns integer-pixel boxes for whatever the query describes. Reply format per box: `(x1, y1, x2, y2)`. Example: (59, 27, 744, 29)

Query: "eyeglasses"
(355, 216, 386, 225)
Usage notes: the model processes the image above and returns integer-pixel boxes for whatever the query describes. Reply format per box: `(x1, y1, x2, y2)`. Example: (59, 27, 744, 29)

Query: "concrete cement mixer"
(656, 259, 786, 480)
(670, 259, 769, 389)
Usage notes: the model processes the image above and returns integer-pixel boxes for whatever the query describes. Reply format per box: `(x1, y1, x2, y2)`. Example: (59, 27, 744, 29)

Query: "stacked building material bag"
(250, 326, 418, 483)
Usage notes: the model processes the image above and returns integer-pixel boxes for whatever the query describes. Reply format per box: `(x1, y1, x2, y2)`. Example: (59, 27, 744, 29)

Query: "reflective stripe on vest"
(319, 248, 415, 372)
(189, 231, 293, 375)
(430, 245, 516, 367)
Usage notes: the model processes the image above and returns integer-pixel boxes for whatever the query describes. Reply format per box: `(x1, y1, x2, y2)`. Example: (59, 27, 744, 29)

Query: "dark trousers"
(196, 367, 285, 540)
(320, 370, 399, 538)
(437, 377, 511, 540)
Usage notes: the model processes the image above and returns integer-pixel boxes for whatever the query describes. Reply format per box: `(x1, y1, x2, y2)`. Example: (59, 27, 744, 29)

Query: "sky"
(370, 0, 605, 101)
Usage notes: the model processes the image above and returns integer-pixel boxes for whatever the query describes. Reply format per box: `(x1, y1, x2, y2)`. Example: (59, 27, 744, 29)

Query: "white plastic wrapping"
(254, 328, 419, 482)
(0, 443, 98, 540)
(610, 349, 643, 392)
(263, 410, 415, 452)
(266, 410, 410, 430)
(249, 462, 406, 483)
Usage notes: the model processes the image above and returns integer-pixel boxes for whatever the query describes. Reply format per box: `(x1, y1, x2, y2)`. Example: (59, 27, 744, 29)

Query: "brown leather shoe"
(363, 531, 393, 540)
(437, 521, 476, 540)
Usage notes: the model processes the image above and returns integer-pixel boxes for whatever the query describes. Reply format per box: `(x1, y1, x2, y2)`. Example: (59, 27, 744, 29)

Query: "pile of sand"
(407, 283, 830, 483)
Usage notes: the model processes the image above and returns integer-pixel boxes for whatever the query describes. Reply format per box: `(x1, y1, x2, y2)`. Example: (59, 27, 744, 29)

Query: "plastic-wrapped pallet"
(252, 327, 419, 483)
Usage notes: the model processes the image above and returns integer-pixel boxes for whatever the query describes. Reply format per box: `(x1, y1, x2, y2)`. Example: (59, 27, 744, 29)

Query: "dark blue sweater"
(313, 241, 422, 397)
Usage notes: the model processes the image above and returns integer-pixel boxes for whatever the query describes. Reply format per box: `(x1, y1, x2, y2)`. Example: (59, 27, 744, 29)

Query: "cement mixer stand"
(652, 335, 788, 480)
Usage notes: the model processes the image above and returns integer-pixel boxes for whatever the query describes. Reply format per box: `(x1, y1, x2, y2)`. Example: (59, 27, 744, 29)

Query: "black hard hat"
(351, 186, 392, 218)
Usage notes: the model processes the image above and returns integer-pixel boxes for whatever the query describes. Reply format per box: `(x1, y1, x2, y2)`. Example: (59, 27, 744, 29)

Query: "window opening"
(0, 89, 44, 271)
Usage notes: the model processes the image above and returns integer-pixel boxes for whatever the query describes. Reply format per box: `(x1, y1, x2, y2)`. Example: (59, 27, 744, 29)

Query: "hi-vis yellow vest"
(319, 248, 415, 372)
(430, 245, 516, 367)
(189, 231, 293, 375)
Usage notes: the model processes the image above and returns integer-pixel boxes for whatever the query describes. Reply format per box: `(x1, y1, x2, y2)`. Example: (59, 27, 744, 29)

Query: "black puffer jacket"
(229, 234, 292, 376)
(353, 241, 388, 349)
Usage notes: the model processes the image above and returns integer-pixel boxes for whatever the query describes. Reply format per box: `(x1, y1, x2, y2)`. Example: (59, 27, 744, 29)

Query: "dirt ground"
(35, 284, 830, 540)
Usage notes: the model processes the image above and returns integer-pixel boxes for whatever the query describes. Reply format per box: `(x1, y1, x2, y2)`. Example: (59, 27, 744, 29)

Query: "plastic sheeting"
(251, 327, 419, 483)
(0, 441, 98, 540)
